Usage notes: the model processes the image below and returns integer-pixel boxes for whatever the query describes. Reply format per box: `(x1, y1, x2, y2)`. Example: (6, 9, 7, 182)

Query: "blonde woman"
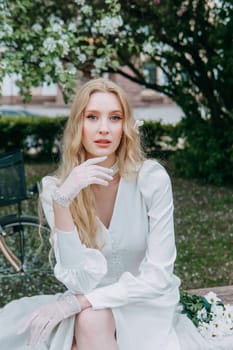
(0, 78, 233, 350)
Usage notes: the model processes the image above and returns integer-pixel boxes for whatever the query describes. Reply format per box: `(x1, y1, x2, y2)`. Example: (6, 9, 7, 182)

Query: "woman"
(0, 78, 232, 349)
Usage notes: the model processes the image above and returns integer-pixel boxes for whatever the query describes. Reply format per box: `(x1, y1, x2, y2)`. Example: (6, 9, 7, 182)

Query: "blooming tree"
(0, 0, 232, 183)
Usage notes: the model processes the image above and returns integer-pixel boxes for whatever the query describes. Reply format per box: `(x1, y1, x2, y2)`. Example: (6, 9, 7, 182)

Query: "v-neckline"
(97, 177, 123, 232)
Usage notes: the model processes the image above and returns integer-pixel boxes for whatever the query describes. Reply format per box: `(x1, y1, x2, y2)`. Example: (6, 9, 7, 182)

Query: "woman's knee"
(74, 307, 116, 338)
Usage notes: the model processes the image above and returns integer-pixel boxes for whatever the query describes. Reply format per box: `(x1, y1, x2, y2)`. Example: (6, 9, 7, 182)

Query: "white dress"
(0, 160, 233, 350)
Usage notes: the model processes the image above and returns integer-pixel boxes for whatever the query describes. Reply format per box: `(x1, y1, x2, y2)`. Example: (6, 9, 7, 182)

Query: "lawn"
(0, 160, 232, 307)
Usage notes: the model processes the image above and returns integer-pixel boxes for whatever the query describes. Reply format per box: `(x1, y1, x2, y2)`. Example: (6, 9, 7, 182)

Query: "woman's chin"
(85, 149, 115, 159)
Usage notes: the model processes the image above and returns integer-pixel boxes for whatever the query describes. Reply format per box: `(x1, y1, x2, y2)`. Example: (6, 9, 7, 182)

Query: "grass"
(0, 160, 232, 307)
(173, 176, 233, 290)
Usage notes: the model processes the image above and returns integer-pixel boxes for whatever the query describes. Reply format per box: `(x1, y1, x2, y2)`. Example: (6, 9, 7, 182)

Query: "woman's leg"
(74, 307, 119, 350)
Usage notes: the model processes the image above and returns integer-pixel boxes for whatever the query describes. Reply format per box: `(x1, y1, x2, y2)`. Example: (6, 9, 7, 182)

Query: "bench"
(188, 285, 233, 304)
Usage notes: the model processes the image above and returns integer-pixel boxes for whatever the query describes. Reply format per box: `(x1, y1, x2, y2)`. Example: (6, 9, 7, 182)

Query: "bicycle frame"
(0, 225, 21, 272)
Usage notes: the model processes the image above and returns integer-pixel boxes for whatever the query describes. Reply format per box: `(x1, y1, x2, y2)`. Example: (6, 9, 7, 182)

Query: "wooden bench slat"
(188, 285, 233, 304)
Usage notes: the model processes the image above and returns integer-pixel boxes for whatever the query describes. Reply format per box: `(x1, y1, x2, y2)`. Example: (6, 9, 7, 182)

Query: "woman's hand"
(17, 294, 82, 346)
(53, 156, 113, 207)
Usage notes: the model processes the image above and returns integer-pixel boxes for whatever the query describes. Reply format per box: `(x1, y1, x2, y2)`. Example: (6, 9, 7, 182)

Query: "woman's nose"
(99, 119, 110, 135)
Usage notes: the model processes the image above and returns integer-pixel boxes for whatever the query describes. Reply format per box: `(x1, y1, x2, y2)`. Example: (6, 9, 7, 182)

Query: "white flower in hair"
(134, 120, 144, 134)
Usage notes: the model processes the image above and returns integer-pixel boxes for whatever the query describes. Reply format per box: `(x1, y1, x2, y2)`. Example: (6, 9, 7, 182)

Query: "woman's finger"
(90, 177, 110, 186)
(39, 321, 57, 344)
(90, 170, 113, 181)
(28, 317, 49, 346)
(91, 165, 114, 174)
(17, 312, 38, 334)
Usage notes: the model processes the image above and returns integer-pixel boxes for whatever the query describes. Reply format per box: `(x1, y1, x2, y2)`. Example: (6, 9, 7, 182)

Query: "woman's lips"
(94, 139, 112, 147)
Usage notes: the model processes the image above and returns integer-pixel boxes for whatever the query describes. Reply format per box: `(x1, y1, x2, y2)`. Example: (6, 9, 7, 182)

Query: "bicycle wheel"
(0, 215, 53, 276)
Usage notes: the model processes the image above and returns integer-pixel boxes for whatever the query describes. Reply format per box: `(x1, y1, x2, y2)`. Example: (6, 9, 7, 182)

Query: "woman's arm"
(40, 176, 108, 294)
(53, 202, 75, 231)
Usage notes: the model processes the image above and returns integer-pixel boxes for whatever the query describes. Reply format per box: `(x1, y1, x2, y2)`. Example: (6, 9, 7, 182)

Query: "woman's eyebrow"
(110, 110, 123, 114)
(83, 109, 99, 113)
(84, 109, 123, 114)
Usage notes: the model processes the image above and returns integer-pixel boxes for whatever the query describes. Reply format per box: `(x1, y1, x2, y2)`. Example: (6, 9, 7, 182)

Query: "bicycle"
(0, 150, 52, 277)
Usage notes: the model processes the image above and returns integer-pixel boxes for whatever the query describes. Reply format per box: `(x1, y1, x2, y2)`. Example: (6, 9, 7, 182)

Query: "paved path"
(0, 104, 184, 124)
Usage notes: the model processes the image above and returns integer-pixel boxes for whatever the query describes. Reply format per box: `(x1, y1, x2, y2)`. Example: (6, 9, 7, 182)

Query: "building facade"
(0, 67, 173, 108)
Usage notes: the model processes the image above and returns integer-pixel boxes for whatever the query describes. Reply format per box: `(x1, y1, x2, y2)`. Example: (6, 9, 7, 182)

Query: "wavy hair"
(55, 78, 144, 248)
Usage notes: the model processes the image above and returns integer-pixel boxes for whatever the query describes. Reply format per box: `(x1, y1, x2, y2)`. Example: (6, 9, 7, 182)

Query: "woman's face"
(82, 92, 124, 163)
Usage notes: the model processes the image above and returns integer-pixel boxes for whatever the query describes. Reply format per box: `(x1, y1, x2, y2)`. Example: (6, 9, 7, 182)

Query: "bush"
(0, 116, 67, 159)
(1, 115, 232, 185)
(140, 120, 177, 159)
(171, 118, 233, 185)
(0, 116, 177, 161)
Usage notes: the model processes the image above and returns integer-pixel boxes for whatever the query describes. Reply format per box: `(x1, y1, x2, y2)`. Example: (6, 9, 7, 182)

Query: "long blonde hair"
(56, 78, 144, 248)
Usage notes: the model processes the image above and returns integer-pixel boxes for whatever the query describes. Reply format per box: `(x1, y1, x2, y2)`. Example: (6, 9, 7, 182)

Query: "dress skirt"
(1, 293, 233, 350)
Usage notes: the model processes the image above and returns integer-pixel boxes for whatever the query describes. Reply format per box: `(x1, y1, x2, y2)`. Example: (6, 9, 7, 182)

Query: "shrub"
(0, 116, 177, 161)
(0, 116, 67, 159)
(1, 115, 232, 185)
(171, 118, 233, 185)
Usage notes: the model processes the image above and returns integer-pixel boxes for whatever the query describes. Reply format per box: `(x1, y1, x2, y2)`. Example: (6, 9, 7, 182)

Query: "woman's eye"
(110, 115, 122, 121)
(86, 115, 97, 120)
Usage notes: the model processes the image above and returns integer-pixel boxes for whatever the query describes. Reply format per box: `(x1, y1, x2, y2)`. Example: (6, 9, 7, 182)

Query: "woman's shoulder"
(138, 159, 171, 185)
(137, 159, 172, 205)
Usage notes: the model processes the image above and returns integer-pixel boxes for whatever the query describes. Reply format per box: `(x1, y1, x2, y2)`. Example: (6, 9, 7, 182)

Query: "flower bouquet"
(180, 290, 233, 340)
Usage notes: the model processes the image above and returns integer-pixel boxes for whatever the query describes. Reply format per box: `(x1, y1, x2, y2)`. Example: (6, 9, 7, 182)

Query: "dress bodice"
(98, 176, 148, 286)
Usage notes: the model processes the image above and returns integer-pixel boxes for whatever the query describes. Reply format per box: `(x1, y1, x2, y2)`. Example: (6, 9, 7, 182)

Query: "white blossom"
(49, 16, 64, 27)
(26, 44, 33, 51)
(125, 24, 132, 32)
(78, 53, 87, 63)
(136, 26, 149, 35)
(32, 23, 42, 33)
(142, 41, 156, 55)
(43, 37, 57, 53)
(51, 23, 63, 33)
(93, 58, 106, 70)
(156, 135, 187, 151)
(211, 304, 224, 317)
(74, 0, 85, 5)
(177, 137, 186, 149)
(205, 292, 221, 305)
(66, 64, 77, 76)
(197, 307, 208, 321)
(39, 61, 46, 68)
(75, 48, 87, 63)
(2, 23, 13, 36)
(58, 37, 70, 56)
(223, 304, 233, 322)
(91, 57, 109, 76)
(30, 55, 38, 63)
(197, 294, 233, 339)
(119, 24, 132, 37)
(62, 42, 70, 56)
(93, 15, 123, 36)
(44, 74, 53, 83)
(81, 5, 92, 16)
(134, 120, 144, 134)
(53, 57, 63, 75)
(68, 22, 77, 32)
